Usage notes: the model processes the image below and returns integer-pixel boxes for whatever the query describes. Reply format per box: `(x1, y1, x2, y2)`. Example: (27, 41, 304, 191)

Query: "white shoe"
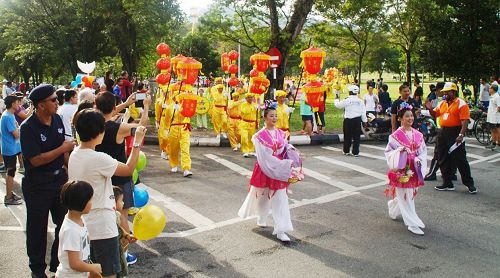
(250, 152, 256, 157)
(171, 167, 179, 173)
(408, 226, 424, 235)
(277, 232, 290, 242)
(243, 153, 249, 158)
(183, 170, 192, 177)
(237, 143, 241, 149)
(256, 217, 267, 227)
(161, 151, 169, 160)
(222, 133, 228, 139)
(232, 147, 238, 151)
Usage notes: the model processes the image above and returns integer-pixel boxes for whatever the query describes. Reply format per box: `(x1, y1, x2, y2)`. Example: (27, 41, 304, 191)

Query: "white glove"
(285, 107, 295, 114)
(162, 103, 168, 109)
(173, 104, 180, 111)
(223, 92, 229, 97)
(155, 122, 159, 129)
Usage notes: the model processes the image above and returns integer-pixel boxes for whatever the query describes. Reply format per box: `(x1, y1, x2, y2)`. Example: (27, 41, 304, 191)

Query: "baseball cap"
(441, 82, 458, 92)
(348, 85, 360, 94)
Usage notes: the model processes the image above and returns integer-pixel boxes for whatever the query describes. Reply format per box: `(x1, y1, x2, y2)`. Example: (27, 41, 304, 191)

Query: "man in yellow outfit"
(275, 90, 295, 140)
(227, 91, 241, 151)
(210, 84, 228, 138)
(168, 91, 194, 177)
(239, 93, 258, 157)
(155, 88, 173, 160)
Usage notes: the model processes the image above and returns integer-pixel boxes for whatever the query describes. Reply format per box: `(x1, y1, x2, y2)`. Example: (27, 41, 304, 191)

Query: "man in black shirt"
(414, 79, 424, 106)
(20, 84, 76, 278)
(391, 84, 420, 132)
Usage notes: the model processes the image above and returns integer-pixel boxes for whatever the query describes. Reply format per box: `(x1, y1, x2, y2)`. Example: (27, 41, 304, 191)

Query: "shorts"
(481, 101, 489, 108)
(489, 122, 500, 129)
(117, 180, 134, 209)
(302, 115, 313, 122)
(90, 236, 121, 276)
(2, 153, 19, 177)
(314, 112, 325, 127)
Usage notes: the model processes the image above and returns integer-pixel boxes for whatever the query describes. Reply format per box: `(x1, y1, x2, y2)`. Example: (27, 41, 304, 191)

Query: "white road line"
(469, 153, 500, 165)
(465, 143, 487, 149)
(302, 168, 357, 191)
(362, 145, 434, 160)
(0, 225, 24, 231)
(489, 157, 500, 163)
(204, 154, 252, 178)
(322, 146, 385, 160)
(315, 156, 387, 180)
(137, 183, 215, 228)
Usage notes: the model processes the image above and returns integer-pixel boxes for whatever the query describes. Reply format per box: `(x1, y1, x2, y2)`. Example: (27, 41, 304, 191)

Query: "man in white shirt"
(334, 85, 367, 156)
(479, 78, 490, 108)
(58, 90, 78, 140)
(364, 85, 379, 116)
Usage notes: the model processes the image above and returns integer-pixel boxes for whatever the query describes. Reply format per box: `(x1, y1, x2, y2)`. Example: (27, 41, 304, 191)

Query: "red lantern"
(156, 73, 171, 85)
(300, 47, 326, 76)
(228, 64, 238, 75)
(171, 54, 186, 76)
(249, 76, 270, 95)
(156, 58, 171, 71)
(228, 50, 239, 61)
(177, 57, 202, 85)
(302, 80, 327, 108)
(220, 53, 231, 73)
(250, 52, 271, 72)
(156, 43, 171, 56)
(180, 94, 198, 118)
(228, 77, 239, 87)
(249, 68, 259, 77)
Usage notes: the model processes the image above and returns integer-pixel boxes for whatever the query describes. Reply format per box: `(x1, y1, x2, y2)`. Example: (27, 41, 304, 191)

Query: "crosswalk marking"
(301, 168, 358, 191)
(362, 144, 434, 160)
(315, 156, 387, 180)
(204, 154, 252, 177)
(322, 146, 386, 160)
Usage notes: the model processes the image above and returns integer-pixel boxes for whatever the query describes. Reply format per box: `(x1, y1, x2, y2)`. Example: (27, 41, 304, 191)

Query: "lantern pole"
(238, 43, 241, 78)
(289, 38, 312, 122)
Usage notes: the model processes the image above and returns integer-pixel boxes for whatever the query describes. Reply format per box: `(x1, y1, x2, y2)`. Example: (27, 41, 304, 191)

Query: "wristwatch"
(133, 143, 141, 148)
(458, 134, 464, 137)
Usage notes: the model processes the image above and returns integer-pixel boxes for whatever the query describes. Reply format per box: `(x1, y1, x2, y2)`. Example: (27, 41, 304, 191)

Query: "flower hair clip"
(398, 102, 413, 112)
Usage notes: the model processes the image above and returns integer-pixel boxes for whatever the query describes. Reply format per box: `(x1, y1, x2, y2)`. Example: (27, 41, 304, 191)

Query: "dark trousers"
(343, 117, 362, 155)
(22, 172, 68, 277)
(428, 128, 457, 177)
(437, 127, 474, 187)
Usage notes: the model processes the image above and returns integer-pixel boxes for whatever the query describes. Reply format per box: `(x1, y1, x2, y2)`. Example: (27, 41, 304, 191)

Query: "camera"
(135, 92, 146, 108)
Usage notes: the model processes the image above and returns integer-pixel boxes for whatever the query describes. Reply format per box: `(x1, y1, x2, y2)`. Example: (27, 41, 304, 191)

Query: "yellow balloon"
(132, 205, 166, 240)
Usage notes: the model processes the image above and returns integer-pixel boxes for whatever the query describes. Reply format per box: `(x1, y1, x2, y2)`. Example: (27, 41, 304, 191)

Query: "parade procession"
(0, 0, 499, 277)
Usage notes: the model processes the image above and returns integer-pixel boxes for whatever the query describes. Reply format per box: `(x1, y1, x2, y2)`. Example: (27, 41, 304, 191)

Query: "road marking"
(362, 144, 433, 160)
(204, 154, 252, 178)
(302, 168, 357, 191)
(469, 153, 500, 165)
(315, 156, 387, 180)
(489, 157, 500, 163)
(0, 225, 24, 231)
(137, 183, 215, 228)
(322, 146, 385, 160)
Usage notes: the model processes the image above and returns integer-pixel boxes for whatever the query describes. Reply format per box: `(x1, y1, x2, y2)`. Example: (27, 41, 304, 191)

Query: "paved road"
(1, 138, 499, 277)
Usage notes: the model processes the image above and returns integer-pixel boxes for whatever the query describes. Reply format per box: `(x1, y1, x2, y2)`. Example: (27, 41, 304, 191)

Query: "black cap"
(28, 84, 55, 103)
(4, 94, 22, 107)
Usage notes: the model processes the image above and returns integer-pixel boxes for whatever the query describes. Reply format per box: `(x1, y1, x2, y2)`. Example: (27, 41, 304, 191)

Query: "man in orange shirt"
(426, 82, 476, 194)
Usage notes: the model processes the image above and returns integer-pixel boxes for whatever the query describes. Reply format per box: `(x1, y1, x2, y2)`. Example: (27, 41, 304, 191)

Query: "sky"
(179, 0, 214, 17)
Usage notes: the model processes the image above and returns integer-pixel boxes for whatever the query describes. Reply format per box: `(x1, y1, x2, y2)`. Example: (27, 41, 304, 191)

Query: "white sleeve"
(416, 141, 428, 178)
(360, 101, 367, 122)
(60, 223, 82, 252)
(334, 99, 347, 109)
(96, 152, 119, 178)
(252, 136, 293, 182)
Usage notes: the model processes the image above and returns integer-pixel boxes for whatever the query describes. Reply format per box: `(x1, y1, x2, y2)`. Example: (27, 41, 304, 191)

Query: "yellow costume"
(275, 90, 292, 140)
(227, 92, 241, 150)
(155, 90, 172, 154)
(239, 94, 258, 155)
(210, 84, 228, 135)
(168, 93, 193, 172)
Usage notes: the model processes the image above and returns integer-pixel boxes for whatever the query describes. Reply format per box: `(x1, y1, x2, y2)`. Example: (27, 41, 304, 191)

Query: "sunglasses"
(43, 97, 58, 103)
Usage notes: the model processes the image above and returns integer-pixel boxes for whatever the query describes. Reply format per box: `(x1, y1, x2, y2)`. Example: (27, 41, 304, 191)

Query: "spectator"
(58, 90, 78, 140)
(119, 71, 135, 102)
(105, 71, 114, 93)
(364, 85, 379, 116)
(413, 79, 424, 106)
(486, 84, 499, 150)
(113, 78, 123, 98)
(0, 97, 6, 173)
(3, 81, 15, 98)
(99, 84, 107, 94)
(391, 84, 420, 132)
(314, 91, 327, 135)
(56, 88, 65, 106)
(378, 84, 392, 112)
(78, 87, 95, 104)
(299, 93, 313, 136)
(1, 95, 24, 205)
(479, 78, 490, 108)
(427, 84, 437, 103)
(20, 84, 76, 277)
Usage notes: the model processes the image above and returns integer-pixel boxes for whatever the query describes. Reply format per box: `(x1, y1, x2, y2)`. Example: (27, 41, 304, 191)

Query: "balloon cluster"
(70, 74, 96, 88)
(248, 52, 271, 95)
(155, 43, 172, 92)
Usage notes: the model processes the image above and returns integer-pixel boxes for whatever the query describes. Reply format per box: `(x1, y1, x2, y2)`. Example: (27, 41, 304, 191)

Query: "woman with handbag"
(384, 103, 427, 235)
(238, 105, 303, 242)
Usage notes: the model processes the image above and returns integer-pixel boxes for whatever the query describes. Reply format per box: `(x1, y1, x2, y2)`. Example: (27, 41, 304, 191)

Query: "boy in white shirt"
(68, 108, 146, 278)
(56, 180, 102, 278)
(364, 85, 379, 116)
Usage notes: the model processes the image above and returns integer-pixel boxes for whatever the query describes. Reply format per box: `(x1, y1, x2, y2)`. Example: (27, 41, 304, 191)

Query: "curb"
(144, 134, 369, 147)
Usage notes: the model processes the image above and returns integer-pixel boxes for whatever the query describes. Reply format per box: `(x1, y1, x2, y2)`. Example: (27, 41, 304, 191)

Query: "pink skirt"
(249, 162, 289, 191)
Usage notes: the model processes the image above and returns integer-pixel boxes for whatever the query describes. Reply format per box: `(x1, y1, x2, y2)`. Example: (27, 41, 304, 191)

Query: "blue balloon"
(133, 186, 149, 208)
(70, 81, 78, 88)
(75, 74, 83, 83)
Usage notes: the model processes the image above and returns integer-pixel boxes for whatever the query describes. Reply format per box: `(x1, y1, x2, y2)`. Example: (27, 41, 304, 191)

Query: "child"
(384, 103, 427, 235)
(113, 186, 137, 277)
(56, 181, 102, 278)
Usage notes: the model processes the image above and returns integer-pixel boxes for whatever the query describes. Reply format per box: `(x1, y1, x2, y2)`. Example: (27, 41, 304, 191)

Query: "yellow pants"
(239, 121, 255, 154)
(212, 107, 228, 135)
(158, 121, 169, 153)
(228, 118, 241, 149)
(168, 125, 191, 170)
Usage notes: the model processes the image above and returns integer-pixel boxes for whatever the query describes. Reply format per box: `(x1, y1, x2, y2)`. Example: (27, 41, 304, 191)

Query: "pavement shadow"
(128, 236, 247, 278)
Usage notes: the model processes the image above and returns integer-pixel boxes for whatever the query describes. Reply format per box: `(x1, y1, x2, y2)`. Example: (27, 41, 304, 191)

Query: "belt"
(215, 105, 227, 108)
(26, 167, 66, 184)
(242, 119, 256, 123)
(229, 116, 241, 120)
(279, 128, 290, 131)
(171, 123, 192, 131)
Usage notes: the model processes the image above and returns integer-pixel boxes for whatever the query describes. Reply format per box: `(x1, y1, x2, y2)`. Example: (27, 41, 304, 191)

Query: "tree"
(314, 0, 384, 84)
(365, 37, 401, 80)
(200, 0, 315, 89)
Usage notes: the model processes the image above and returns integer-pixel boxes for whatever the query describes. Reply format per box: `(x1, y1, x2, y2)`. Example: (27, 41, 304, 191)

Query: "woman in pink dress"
(384, 103, 427, 235)
(238, 106, 302, 242)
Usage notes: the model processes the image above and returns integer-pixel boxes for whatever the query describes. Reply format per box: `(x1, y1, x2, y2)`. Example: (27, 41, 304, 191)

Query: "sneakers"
(232, 147, 238, 151)
(243, 153, 249, 158)
(126, 252, 137, 265)
(11, 192, 22, 201)
(161, 151, 169, 160)
(408, 226, 424, 235)
(128, 207, 139, 216)
(256, 216, 267, 227)
(0, 164, 6, 173)
(171, 166, 179, 173)
(4, 195, 22, 205)
(435, 184, 455, 191)
(467, 185, 478, 194)
(343, 152, 352, 156)
(490, 143, 497, 151)
(222, 133, 228, 139)
(424, 174, 437, 181)
(277, 232, 291, 242)
(18, 167, 25, 174)
(183, 170, 192, 177)
(353, 154, 359, 157)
